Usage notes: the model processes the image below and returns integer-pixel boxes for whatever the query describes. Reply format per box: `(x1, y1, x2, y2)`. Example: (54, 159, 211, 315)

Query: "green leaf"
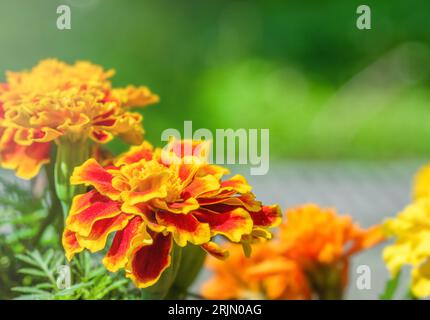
(15, 254, 42, 268)
(14, 293, 52, 300)
(380, 271, 402, 300)
(11, 286, 51, 295)
(18, 268, 48, 278)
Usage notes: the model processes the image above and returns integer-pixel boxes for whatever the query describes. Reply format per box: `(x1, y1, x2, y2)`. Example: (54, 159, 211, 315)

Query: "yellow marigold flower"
(0, 59, 158, 179)
(201, 243, 311, 300)
(281, 204, 383, 299)
(62, 139, 281, 289)
(413, 164, 430, 200)
(383, 198, 430, 298)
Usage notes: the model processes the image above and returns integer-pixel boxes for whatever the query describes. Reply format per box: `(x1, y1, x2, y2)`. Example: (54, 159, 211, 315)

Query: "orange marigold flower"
(201, 243, 311, 300)
(201, 204, 383, 300)
(62, 139, 281, 288)
(281, 204, 384, 299)
(0, 59, 158, 179)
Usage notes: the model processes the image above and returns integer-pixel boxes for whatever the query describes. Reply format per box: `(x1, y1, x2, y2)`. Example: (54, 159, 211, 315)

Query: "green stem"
(164, 245, 206, 300)
(307, 263, 344, 300)
(54, 138, 89, 224)
(141, 244, 183, 300)
(32, 147, 64, 246)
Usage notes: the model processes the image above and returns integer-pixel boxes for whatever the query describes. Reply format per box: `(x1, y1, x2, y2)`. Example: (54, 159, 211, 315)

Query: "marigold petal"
(246, 258, 299, 279)
(89, 128, 113, 143)
(103, 216, 152, 272)
(75, 214, 132, 253)
(250, 205, 282, 228)
(220, 175, 252, 194)
(0, 128, 51, 179)
(197, 164, 230, 180)
(413, 164, 430, 200)
(348, 225, 384, 256)
(71, 158, 121, 200)
(126, 233, 172, 288)
(62, 229, 84, 261)
(120, 202, 166, 233)
(67, 190, 123, 237)
(177, 162, 202, 185)
(123, 170, 173, 205)
(166, 138, 211, 160)
(194, 207, 253, 242)
(201, 241, 229, 260)
(200, 193, 262, 212)
(152, 197, 200, 214)
(14, 127, 60, 145)
(114, 142, 154, 166)
(411, 261, 430, 298)
(111, 85, 159, 108)
(182, 175, 221, 198)
(156, 211, 211, 246)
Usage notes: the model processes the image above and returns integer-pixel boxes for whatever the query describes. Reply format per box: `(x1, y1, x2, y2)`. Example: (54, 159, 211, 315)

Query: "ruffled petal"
(177, 162, 202, 185)
(182, 175, 221, 198)
(0, 127, 51, 179)
(126, 233, 172, 288)
(194, 207, 253, 242)
(111, 85, 159, 108)
(62, 229, 84, 261)
(75, 213, 132, 253)
(201, 241, 229, 260)
(152, 197, 200, 214)
(250, 205, 282, 228)
(199, 193, 262, 212)
(71, 159, 121, 200)
(220, 175, 252, 194)
(114, 142, 154, 166)
(156, 211, 211, 246)
(67, 190, 123, 237)
(165, 139, 211, 160)
(412, 261, 430, 298)
(103, 216, 152, 272)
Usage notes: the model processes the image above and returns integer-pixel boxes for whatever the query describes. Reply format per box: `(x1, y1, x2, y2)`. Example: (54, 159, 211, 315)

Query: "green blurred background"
(1, 0, 430, 300)
(1, 0, 430, 160)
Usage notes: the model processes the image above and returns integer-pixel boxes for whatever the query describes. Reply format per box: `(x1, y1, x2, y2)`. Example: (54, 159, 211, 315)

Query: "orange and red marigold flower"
(0, 59, 158, 179)
(202, 204, 384, 300)
(62, 139, 282, 288)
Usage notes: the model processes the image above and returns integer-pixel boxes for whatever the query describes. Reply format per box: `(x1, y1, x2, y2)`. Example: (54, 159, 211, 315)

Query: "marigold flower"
(202, 204, 382, 300)
(201, 243, 311, 300)
(281, 204, 383, 299)
(0, 59, 158, 179)
(382, 164, 430, 298)
(281, 205, 383, 266)
(383, 198, 430, 298)
(413, 164, 430, 201)
(62, 139, 281, 289)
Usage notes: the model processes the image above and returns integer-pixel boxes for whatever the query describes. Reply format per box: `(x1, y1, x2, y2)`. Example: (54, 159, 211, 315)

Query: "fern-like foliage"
(0, 173, 49, 298)
(12, 250, 139, 300)
(1, 171, 142, 300)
